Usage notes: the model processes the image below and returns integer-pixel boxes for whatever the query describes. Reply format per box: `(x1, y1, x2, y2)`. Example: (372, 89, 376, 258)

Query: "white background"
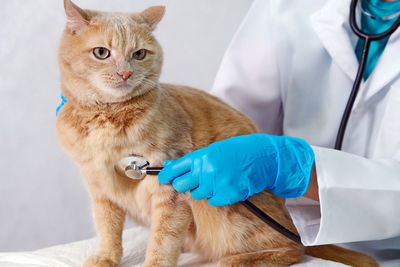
(0, 0, 252, 251)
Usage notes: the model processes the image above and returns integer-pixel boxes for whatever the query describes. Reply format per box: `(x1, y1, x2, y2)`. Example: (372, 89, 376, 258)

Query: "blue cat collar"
(56, 94, 67, 116)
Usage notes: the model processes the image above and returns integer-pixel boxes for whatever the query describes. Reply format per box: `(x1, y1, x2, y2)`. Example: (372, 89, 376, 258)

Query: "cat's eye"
(93, 47, 110, 60)
(133, 49, 147, 60)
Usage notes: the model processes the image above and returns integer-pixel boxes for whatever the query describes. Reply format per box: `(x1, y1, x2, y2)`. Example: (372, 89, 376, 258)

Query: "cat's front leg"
(84, 198, 126, 267)
(144, 188, 192, 267)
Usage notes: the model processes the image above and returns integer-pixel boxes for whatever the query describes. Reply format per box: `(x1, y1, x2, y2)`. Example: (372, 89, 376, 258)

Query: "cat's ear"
(140, 6, 165, 30)
(63, 0, 89, 34)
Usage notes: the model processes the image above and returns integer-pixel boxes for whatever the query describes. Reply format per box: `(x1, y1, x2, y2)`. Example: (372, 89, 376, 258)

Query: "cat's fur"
(56, 1, 377, 266)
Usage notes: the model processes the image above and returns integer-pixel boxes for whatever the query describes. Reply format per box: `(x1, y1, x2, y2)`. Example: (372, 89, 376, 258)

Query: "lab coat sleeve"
(210, 0, 285, 134)
(287, 146, 400, 245)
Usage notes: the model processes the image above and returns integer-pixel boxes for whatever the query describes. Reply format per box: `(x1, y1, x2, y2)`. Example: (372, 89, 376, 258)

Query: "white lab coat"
(211, 0, 400, 265)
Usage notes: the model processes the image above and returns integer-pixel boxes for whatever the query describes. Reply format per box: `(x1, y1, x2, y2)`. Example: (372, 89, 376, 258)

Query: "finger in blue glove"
(158, 134, 314, 206)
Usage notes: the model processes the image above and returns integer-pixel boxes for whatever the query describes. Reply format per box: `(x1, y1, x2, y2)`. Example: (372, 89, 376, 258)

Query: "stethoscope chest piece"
(114, 155, 149, 180)
(115, 155, 163, 180)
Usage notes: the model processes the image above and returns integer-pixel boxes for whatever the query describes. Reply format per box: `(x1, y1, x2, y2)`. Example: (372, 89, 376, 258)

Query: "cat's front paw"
(84, 255, 119, 267)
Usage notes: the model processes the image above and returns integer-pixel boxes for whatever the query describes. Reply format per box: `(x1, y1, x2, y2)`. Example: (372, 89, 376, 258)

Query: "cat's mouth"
(114, 81, 133, 90)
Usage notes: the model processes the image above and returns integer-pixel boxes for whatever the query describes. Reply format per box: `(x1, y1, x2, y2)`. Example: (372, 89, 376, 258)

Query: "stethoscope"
(335, 0, 400, 150)
(115, 0, 400, 245)
(115, 155, 303, 243)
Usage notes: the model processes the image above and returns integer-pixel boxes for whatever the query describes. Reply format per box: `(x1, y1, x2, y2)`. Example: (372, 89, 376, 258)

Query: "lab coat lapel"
(311, 0, 400, 107)
(361, 30, 400, 101)
(310, 0, 359, 81)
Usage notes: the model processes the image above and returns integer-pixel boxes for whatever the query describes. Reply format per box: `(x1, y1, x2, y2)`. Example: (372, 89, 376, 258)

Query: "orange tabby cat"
(56, 1, 377, 266)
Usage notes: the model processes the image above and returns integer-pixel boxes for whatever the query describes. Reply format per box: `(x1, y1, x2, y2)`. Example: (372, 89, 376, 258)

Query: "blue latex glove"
(158, 134, 315, 206)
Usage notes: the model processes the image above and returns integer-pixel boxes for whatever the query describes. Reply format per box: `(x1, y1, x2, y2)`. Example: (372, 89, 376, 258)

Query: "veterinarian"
(159, 0, 400, 264)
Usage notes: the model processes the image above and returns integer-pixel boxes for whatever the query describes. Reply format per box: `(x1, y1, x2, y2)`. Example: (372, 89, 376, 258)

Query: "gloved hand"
(158, 134, 315, 206)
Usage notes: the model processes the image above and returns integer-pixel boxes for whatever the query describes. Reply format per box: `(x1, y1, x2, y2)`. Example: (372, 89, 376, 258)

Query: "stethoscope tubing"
(335, 0, 400, 150)
(241, 199, 302, 243)
(144, 168, 302, 244)
(349, 0, 400, 40)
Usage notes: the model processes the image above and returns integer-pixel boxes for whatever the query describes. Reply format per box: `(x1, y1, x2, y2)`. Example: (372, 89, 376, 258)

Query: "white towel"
(0, 225, 345, 266)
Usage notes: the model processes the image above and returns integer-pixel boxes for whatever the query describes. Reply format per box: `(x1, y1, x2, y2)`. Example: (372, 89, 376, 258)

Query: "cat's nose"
(117, 71, 133, 81)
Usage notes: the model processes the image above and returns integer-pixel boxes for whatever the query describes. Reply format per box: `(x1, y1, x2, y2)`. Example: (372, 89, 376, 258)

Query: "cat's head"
(59, 0, 165, 105)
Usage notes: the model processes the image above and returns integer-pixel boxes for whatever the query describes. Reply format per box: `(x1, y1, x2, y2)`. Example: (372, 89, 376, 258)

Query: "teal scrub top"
(355, 0, 400, 80)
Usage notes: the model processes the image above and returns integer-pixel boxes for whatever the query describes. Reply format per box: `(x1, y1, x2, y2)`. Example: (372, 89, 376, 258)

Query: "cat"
(56, 0, 377, 266)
